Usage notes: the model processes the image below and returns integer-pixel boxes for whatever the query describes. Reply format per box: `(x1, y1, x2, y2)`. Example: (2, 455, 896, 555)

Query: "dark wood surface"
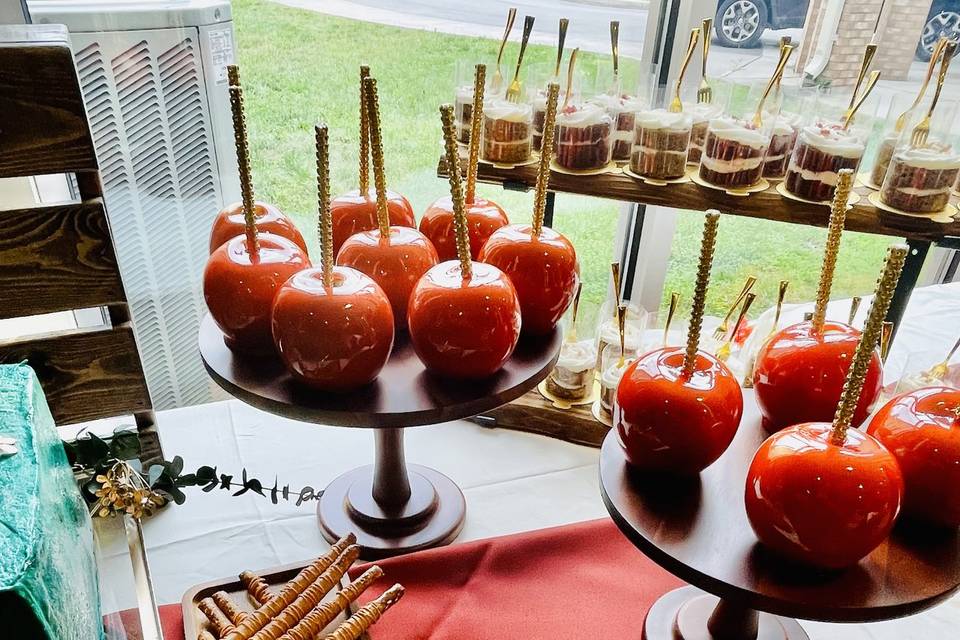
(438, 158, 960, 246)
(0, 25, 98, 179)
(0, 326, 151, 425)
(0, 201, 126, 319)
(200, 313, 562, 428)
(599, 392, 960, 623)
(481, 388, 608, 447)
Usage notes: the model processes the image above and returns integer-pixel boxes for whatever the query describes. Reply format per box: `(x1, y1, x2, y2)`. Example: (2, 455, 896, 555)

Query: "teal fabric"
(0, 364, 103, 639)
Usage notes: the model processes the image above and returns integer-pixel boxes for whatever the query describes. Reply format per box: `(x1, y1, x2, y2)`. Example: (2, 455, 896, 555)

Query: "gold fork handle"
(843, 70, 881, 129)
(701, 18, 712, 79)
(496, 8, 517, 71)
(722, 276, 758, 326)
(926, 41, 957, 119)
(554, 18, 569, 78)
(910, 38, 947, 113)
(674, 28, 700, 104)
(755, 44, 794, 122)
(847, 44, 878, 110)
(562, 48, 579, 111)
(610, 21, 620, 84)
(512, 15, 536, 84)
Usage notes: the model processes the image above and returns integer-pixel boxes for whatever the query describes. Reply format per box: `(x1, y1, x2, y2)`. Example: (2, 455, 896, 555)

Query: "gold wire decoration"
(663, 292, 680, 347)
(363, 76, 391, 239)
(617, 303, 628, 367)
(812, 168, 854, 333)
(315, 123, 333, 288)
(532, 82, 560, 238)
(439, 104, 473, 279)
(683, 210, 720, 378)
(465, 63, 486, 205)
(228, 84, 258, 254)
(830, 244, 908, 444)
(359, 65, 371, 195)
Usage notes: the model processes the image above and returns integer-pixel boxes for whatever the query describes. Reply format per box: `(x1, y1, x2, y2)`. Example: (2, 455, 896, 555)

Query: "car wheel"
(916, 10, 960, 61)
(715, 0, 768, 49)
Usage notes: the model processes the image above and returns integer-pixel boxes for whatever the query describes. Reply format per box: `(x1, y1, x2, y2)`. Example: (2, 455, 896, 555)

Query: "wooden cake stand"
(199, 314, 561, 559)
(598, 396, 960, 640)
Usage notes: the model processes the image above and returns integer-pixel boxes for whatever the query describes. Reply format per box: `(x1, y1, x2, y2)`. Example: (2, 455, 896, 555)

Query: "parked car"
(713, 0, 960, 61)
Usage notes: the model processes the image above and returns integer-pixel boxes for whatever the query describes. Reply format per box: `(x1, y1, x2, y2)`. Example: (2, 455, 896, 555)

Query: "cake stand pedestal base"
(643, 587, 808, 640)
(317, 428, 465, 560)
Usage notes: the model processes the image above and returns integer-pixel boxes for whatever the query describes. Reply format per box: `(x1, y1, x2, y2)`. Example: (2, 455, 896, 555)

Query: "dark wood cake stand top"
(599, 395, 960, 624)
(199, 314, 561, 428)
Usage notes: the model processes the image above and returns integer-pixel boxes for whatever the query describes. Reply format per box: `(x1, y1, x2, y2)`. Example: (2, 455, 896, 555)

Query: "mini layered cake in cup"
(481, 98, 534, 165)
(698, 117, 770, 189)
(599, 356, 635, 422)
(784, 123, 865, 202)
(545, 339, 597, 400)
(590, 93, 647, 163)
(555, 103, 614, 171)
(595, 316, 643, 373)
(630, 109, 693, 180)
(762, 113, 801, 179)
(686, 102, 723, 164)
(880, 143, 960, 213)
(870, 136, 897, 187)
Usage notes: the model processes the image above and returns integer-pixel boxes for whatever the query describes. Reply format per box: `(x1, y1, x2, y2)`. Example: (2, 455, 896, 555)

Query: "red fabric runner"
(111, 519, 682, 640)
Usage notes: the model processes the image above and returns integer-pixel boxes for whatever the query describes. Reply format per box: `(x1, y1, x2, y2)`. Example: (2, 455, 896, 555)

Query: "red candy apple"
(867, 386, 960, 528)
(745, 422, 903, 569)
(338, 226, 438, 329)
(331, 188, 415, 256)
(272, 266, 394, 391)
(204, 233, 309, 353)
(209, 201, 307, 254)
(420, 195, 508, 261)
(753, 320, 882, 433)
(615, 347, 744, 474)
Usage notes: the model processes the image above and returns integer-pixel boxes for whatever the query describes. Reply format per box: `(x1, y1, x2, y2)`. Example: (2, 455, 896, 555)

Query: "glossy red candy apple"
(337, 226, 439, 329)
(330, 188, 415, 256)
(204, 233, 310, 354)
(615, 347, 743, 474)
(209, 201, 308, 254)
(408, 260, 521, 378)
(867, 386, 960, 527)
(419, 195, 509, 261)
(271, 266, 394, 392)
(745, 422, 903, 569)
(478, 224, 579, 336)
(753, 320, 882, 433)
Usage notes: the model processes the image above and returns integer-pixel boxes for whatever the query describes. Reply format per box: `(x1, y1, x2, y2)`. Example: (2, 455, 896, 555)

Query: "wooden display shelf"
(476, 389, 608, 448)
(437, 157, 960, 247)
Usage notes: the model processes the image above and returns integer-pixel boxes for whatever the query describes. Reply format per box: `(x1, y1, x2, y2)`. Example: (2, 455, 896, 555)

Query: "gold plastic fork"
(842, 70, 881, 130)
(610, 20, 620, 92)
(697, 18, 712, 104)
(669, 28, 700, 113)
(713, 276, 757, 341)
(717, 293, 756, 362)
(492, 8, 517, 93)
(752, 43, 794, 128)
(896, 37, 947, 133)
(924, 334, 960, 381)
(911, 40, 957, 147)
(506, 15, 535, 102)
(842, 44, 877, 122)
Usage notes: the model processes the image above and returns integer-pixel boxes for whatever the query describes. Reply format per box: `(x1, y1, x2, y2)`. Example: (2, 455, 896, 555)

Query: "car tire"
(714, 0, 768, 49)
(916, 9, 960, 61)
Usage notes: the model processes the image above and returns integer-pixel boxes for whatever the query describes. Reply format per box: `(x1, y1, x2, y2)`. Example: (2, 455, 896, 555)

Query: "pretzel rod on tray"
(199, 631, 218, 640)
(273, 566, 385, 640)
(199, 597, 236, 637)
(321, 584, 405, 640)
(240, 571, 272, 606)
(214, 591, 249, 624)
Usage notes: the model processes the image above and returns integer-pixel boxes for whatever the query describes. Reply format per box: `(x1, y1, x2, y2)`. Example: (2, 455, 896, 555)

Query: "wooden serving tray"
(181, 558, 360, 640)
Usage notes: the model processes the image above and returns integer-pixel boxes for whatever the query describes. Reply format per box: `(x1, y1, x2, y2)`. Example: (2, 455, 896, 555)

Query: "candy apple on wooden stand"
(203, 81, 310, 355)
(753, 169, 882, 433)
(338, 76, 439, 330)
(208, 65, 308, 254)
(330, 65, 416, 256)
(198, 99, 562, 560)
(420, 63, 509, 261)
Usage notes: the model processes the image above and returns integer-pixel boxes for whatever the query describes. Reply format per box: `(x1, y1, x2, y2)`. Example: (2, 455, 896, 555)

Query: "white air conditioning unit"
(28, 0, 240, 410)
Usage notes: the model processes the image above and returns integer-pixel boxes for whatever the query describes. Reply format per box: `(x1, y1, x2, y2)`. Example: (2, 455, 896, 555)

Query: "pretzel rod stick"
(278, 567, 385, 640)
(223, 534, 355, 640)
(321, 584, 405, 640)
(249, 546, 361, 640)
(199, 631, 218, 640)
(213, 591, 248, 625)
(200, 597, 236, 637)
(240, 571, 272, 606)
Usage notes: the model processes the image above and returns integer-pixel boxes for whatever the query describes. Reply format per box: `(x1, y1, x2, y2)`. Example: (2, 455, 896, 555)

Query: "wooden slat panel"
(439, 157, 960, 245)
(0, 326, 151, 425)
(0, 25, 98, 178)
(0, 200, 126, 319)
(481, 389, 607, 448)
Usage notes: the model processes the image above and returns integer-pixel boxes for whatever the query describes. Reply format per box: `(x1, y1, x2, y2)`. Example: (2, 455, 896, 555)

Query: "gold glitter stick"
(683, 211, 720, 378)
(315, 124, 333, 287)
(228, 83, 258, 253)
(812, 168, 854, 333)
(532, 82, 560, 238)
(359, 65, 371, 195)
(465, 63, 486, 205)
(363, 76, 390, 238)
(440, 104, 473, 279)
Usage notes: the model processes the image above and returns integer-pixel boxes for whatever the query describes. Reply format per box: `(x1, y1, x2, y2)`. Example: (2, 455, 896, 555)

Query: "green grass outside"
(234, 0, 893, 317)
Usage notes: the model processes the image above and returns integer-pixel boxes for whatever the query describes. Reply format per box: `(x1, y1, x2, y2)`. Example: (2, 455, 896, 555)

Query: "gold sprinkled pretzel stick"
(830, 245, 908, 444)
(811, 168, 854, 333)
(363, 76, 391, 238)
(200, 596, 236, 637)
(249, 546, 361, 640)
(682, 211, 720, 379)
(439, 104, 473, 279)
(228, 83, 258, 253)
(223, 534, 355, 640)
(214, 591, 248, 625)
(359, 65, 371, 195)
(316, 124, 334, 287)
(320, 584, 405, 640)
(240, 571, 272, 606)
(465, 63, 486, 205)
(532, 82, 560, 238)
(275, 566, 385, 640)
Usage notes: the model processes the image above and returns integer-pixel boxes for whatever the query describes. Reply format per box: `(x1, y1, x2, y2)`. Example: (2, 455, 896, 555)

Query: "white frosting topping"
(556, 339, 597, 371)
(601, 360, 631, 387)
(485, 99, 532, 122)
(590, 92, 646, 113)
(796, 123, 865, 158)
(598, 320, 642, 349)
(635, 108, 693, 131)
(557, 103, 612, 127)
(707, 117, 769, 147)
(786, 160, 841, 186)
(771, 112, 802, 135)
(701, 154, 764, 173)
(892, 146, 960, 170)
(686, 102, 723, 123)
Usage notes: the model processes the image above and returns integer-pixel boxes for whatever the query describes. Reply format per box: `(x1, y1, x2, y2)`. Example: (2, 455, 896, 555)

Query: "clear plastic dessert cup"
(880, 141, 960, 213)
(630, 109, 693, 180)
(481, 97, 534, 165)
(555, 102, 614, 171)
